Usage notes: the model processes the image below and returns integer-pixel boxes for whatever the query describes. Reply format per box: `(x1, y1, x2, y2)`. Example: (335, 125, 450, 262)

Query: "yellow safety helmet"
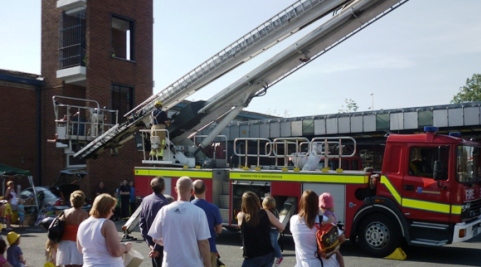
(7, 231, 20, 246)
(154, 100, 163, 107)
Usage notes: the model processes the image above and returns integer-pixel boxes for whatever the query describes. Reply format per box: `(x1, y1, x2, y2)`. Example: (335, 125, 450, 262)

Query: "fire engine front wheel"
(358, 214, 401, 257)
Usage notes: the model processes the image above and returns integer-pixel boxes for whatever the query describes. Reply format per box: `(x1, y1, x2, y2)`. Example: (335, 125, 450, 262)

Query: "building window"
(111, 16, 135, 60)
(59, 7, 86, 69)
(112, 84, 133, 123)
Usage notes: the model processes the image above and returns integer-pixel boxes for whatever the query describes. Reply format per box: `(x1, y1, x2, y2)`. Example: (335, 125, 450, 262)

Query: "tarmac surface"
(3, 219, 481, 267)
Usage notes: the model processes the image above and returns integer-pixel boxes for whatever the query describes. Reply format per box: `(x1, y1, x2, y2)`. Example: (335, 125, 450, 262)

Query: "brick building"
(41, 0, 153, 197)
(0, 70, 43, 186)
(0, 0, 154, 197)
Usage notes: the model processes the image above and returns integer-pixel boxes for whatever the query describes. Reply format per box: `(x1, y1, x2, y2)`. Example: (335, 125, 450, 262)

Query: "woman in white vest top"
(77, 193, 132, 267)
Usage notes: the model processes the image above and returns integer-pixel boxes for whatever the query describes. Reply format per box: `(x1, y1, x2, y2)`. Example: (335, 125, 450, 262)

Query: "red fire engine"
(134, 127, 481, 257)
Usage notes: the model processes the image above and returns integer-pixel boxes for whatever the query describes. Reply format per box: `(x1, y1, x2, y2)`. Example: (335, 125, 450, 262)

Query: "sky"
(1, 0, 481, 118)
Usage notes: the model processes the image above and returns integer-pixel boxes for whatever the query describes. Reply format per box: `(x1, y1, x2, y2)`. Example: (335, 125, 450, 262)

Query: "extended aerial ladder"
(170, 0, 409, 152)
(71, 0, 354, 160)
(66, 0, 408, 164)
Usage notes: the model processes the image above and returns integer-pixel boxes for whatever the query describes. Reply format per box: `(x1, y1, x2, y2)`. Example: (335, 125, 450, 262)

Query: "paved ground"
(2, 219, 481, 267)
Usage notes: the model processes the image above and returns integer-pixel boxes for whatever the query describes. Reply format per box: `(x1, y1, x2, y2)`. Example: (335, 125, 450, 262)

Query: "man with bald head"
(148, 176, 211, 267)
(192, 180, 223, 267)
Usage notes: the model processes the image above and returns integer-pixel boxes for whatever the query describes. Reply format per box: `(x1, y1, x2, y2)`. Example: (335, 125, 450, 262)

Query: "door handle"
(404, 185, 414, 191)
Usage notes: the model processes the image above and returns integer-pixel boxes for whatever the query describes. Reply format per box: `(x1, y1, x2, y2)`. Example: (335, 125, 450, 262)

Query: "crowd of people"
(0, 177, 345, 267)
(94, 180, 139, 221)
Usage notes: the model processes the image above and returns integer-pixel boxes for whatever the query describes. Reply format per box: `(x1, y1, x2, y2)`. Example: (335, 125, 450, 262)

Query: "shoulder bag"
(48, 211, 65, 243)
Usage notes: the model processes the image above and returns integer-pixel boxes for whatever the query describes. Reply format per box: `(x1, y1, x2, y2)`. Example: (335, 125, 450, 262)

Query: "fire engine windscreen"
(456, 146, 481, 184)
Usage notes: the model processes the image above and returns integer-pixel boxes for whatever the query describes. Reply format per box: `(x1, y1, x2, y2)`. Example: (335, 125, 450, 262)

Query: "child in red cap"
(319, 192, 345, 267)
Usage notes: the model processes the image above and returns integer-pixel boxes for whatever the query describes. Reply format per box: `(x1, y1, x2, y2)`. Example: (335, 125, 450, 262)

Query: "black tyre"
(358, 214, 401, 257)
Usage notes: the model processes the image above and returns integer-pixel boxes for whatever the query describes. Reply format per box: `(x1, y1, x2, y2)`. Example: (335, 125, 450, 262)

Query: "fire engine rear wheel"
(358, 214, 401, 257)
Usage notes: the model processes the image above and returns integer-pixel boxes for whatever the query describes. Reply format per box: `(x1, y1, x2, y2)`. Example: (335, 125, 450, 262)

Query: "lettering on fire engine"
(466, 188, 475, 201)
(238, 174, 283, 179)
(416, 187, 441, 195)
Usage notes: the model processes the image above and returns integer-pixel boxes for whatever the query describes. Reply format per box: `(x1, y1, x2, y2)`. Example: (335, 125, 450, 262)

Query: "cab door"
(401, 146, 451, 223)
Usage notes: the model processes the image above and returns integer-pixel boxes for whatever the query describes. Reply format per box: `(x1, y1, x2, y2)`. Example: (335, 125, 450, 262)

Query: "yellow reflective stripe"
(402, 198, 450, 214)
(451, 205, 462, 215)
(380, 175, 402, 204)
(135, 168, 213, 179)
(380, 175, 462, 215)
(230, 171, 368, 184)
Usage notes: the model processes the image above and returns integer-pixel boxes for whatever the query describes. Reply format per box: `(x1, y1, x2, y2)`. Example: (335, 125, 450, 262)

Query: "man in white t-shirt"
(148, 176, 211, 267)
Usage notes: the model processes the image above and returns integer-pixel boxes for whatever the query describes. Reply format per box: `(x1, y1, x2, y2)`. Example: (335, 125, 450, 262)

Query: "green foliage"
(451, 74, 481, 103)
(338, 98, 359, 113)
(265, 108, 290, 118)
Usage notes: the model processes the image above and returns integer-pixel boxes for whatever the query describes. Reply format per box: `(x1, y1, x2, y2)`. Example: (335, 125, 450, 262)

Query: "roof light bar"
(424, 126, 439, 133)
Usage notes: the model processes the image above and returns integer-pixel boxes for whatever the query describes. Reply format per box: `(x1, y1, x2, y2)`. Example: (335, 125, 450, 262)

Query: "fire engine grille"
(461, 198, 481, 221)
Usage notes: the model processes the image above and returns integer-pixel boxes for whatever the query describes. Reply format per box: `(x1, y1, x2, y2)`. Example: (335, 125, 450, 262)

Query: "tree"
(265, 108, 290, 117)
(338, 98, 359, 113)
(451, 74, 481, 103)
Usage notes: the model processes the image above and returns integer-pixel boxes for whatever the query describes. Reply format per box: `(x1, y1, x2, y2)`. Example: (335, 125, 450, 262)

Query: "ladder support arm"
(194, 105, 244, 156)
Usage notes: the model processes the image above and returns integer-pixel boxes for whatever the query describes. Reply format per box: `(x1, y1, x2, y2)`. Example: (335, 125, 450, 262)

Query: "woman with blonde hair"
(289, 190, 339, 267)
(237, 191, 284, 267)
(77, 193, 132, 267)
(57, 190, 89, 267)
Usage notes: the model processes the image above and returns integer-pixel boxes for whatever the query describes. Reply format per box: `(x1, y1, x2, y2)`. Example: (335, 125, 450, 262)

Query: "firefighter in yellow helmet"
(150, 100, 170, 160)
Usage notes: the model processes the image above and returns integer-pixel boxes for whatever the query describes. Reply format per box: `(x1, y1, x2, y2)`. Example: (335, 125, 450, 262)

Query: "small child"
(0, 201, 5, 231)
(113, 182, 122, 221)
(6, 231, 26, 267)
(0, 239, 9, 267)
(319, 192, 345, 267)
(45, 239, 58, 266)
(4, 202, 12, 231)
(17, 200, 25, 228)
(262, 196, 283, 266)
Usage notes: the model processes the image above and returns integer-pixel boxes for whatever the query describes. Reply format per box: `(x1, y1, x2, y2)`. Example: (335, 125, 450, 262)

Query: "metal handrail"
(311, 136, 356, 169)
(234, 138, 273, 167)
(52, 96, 118, 140)
(139, 129, 170, 162)
(194, 135, 228, 160)
(272, 137, 311, 168)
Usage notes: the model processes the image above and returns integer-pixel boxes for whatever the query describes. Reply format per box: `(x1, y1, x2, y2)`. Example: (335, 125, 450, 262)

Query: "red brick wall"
(41, 0, 153, 197)
(0, 84, 37, 178)
(41, 0, 66, 187)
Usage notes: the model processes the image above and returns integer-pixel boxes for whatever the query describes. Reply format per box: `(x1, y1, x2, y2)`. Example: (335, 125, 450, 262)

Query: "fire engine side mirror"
(433, 160, 447, 181)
